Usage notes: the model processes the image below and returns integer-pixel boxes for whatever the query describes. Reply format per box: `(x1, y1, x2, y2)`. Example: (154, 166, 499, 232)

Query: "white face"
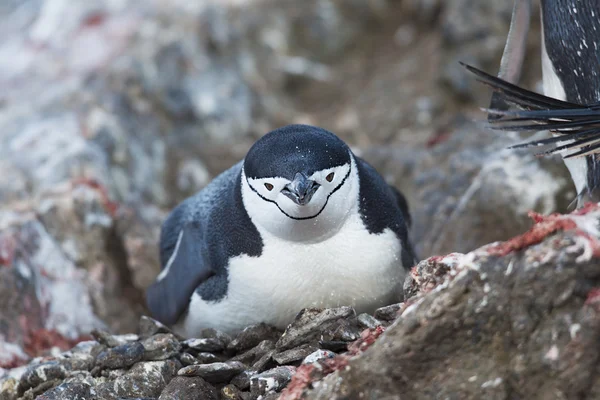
(241, 155, 359, 242)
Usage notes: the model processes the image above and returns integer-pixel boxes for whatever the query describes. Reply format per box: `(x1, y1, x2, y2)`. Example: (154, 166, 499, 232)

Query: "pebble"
(158, 376, 218, 400)
(228, 324, 282, 352)
(357, 313, 384, 330)
(273, 344, 318, 365)
(276, 307, 355, 350)
(143, 334, 182, 361)
(231, 340, 275, 365)
(19, 361, 68, 394)
(183, 337, 225, 353)
(250, 366, 296, 395)
(230, 370, 252, 390)
(302, 349, 336, 365)
(374, 303, 403, 321)
(95, 342, 145, 369)
(139, 316, 173, 339)
(177, 361, 247, 383)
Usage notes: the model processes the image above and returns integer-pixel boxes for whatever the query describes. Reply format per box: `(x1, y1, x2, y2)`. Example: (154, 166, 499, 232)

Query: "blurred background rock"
(0, 0, 574, 366)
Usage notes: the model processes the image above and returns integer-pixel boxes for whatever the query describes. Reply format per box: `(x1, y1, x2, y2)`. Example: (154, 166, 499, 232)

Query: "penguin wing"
(463, 63, 600, 158)
(146, 221, 213, 326)
(389, 186, 412, 228)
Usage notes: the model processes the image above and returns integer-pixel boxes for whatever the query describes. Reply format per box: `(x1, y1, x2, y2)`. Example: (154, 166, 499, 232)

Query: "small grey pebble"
(302, 349, 336, 365)
(251, 350, 276, 373)
(19, 362, 68, 393)
(228, 324, 282, 352)
(373, 303, 402, 321)
(272, 344, 318, 365)
(318, 340, 347, 352)
(220, 383, 244, 400)
(177, 361, 246, 383)
(196, 352, 223, 364)
(95, 342, 145, 369)
(199, 328, 232, 347)
(143, 333, 181, 361)
(230, 370, 253, 390)
(250, 366, 296, 395)
(90, 329, 123, 348)
(138, 315, 173, 339)
(357, 313, 383, 330)
(231, 340, 275, 365)
(179, 352, 197, 366)
(158, 376, 218, 400)
(183, 337, 225, 353)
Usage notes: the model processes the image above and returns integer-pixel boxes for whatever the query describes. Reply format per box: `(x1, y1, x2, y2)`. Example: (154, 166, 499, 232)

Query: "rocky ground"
(0, 0, 593, 399)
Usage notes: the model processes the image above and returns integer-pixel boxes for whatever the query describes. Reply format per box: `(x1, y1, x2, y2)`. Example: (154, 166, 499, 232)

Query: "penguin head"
(242, 124, 358, 241)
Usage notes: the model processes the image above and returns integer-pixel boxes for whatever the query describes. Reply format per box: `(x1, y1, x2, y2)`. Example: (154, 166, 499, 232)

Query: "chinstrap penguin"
(146, 124, 418, 336)
(464, 0, 600, 207)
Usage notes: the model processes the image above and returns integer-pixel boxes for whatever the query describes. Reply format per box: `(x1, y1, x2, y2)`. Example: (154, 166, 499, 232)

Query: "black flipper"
(390, 186, 412, 228)
(463, 63, 600, 157)
(146, 222, 213, 326)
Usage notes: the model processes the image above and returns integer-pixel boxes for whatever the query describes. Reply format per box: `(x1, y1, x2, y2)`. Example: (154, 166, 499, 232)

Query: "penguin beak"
(281, 172, 320, 206)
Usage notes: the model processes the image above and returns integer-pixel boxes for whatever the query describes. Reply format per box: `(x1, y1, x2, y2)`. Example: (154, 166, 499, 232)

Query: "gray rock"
(0, 377, 19, 400)
(273, 344, 319, 365)
(91, 330, 123, 348)
(356, 313, 384, 330)
(183, 338, 225, 353)
(198, 328, 232, 348)
(142, 334, 181, 361)
(35, 374, 95, 400)
(228, 324, 282, 352)
(19, 361, 68, 394)
(178, 361, 247, 384)
(158, 376, 218, 400)
(302, 350, 336, 365)
(276, 307, 355, 350)
(302, 207, 600, 399)
(138, 316, 172, 339)
(251, 350, 276, 373)
(373, 303, 403, 321)
(250, 366, 296, 395)
(196, 352, 223, 365)
(231, 340, 276, 365)
(230, 370, 252, 391)
(95, 342, 145, 370)
(179, 352, 197, 366)
(54, 341, 99, 371)
(95, 360, 180, 399)
(220, 383, 245, 400)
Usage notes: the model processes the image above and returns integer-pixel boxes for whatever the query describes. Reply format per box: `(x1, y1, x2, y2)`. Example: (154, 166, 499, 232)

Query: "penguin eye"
(264, 183, 274, 191)
(326, 172, 335, 182)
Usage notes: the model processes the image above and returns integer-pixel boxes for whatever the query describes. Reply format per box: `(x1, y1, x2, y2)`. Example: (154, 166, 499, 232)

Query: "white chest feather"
(541, 17, 587, 196)
(178, 213, 404, 336)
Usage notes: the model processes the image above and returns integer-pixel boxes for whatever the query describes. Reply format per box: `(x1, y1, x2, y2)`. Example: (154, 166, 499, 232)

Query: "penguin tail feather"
(462, 62, 600, 158)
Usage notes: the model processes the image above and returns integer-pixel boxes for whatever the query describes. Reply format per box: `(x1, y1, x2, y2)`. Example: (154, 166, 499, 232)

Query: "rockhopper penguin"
(146, 124, 417, 336)
(464, 0, 600, 207)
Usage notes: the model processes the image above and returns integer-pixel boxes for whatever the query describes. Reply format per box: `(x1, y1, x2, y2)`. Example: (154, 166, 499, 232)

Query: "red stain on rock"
(82, 12, 107, 28)
(0, 235, 15, 267)
(72, 178, 119, 217)
(22, 329, 91, 359)
(279, 364, 317, 400)
(280, 327, 386, 400)
(487, 211, 578, 256)
(426, 131, 451, 148)
(573, 202, 600, 216)
(585, 288, 600, 306)
(0, 356, 29, 369)
(348, 326, 386, 355)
